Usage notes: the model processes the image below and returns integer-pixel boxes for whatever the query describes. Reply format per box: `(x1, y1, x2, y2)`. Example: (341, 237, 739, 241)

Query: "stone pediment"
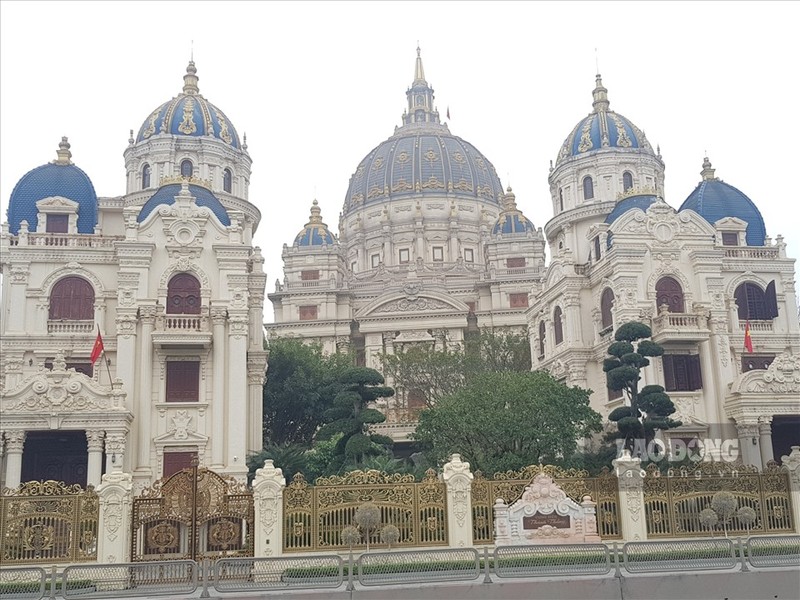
(153, 409, 209, 445)
(613, 202, 715, 242)
(733, 351, 800, 395)
(356, 287, 469, 318)
(2, 353, 128, 414)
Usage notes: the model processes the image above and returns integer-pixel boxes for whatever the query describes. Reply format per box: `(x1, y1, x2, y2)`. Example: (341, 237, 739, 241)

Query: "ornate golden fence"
(471, 465, 621, 545)
(283, 469, 447, 552)
(643, 461, 793, 537)
(0, 481, 98, 564)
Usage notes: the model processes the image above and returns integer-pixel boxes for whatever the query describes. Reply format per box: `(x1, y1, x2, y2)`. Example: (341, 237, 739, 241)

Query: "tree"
(413, 371, 602, 474)
(316, 367, 395, 469)
(380, 524, 400, 549)
(262, 338, 352, 446)
(354, 502, 381, 552)
(710, 491, 738, 537)
(604, 321, 681, 451)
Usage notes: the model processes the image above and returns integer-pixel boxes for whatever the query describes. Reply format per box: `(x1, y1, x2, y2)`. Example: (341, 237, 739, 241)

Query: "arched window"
(656, 276, 685, 313)
(601, 288, 614, 331)
(538, 320, 546, 357)
(734, 282, 769, 320)
(223, 168, 232, 193)
(583, 176, 594, 200)
(623, 171, 633, 192)
(142, 164, 151, 189)
(167, 273, 201, 315)
(559, 189, 564, 212)
(553, 306, 564, 345)
(49, 277, 94, 320)
(180, 159, 194, 178)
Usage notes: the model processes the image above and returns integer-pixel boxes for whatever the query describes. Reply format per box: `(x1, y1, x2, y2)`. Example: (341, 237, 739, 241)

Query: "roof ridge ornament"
(592, 73, 610, 113)
(701, 156, 717, 181)
(54, 136, 73, 165)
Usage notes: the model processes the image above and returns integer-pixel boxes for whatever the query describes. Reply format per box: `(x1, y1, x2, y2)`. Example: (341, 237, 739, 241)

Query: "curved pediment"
(731, 352, 800, 395)
(356, 285, 470, 318)
(2, 353, 128, 414)
(611, 203, 716, 242)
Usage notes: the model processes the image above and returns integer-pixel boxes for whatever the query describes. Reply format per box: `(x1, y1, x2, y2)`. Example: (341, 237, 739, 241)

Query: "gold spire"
(307, 199, 324, 225)
(701, 156, 716, 181)
(592, 74, 610, 113)
(54, 136, 72, 165)
(414, 44, 426, 85)
(502, 186, 518, 211)
(183, 61, 199, 95)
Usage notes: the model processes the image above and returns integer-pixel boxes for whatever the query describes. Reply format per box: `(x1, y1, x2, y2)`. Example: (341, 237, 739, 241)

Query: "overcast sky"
(2, 1, 797, 323)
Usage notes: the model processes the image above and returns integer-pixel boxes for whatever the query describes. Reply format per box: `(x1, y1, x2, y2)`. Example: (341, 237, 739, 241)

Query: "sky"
(1, 1, 797, 323)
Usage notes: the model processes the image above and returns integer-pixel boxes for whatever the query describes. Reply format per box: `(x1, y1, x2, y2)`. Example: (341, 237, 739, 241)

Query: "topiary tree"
(710, 491, 738, 537)
(699, 508, 719, 536)
(315, 367, 395, 470)
(341, 525, 360, 577)
(737, 506, 757, 536)
(604, 321, 681, 453)
(380, 524, 400, 549)
(354, 502, 381, 552)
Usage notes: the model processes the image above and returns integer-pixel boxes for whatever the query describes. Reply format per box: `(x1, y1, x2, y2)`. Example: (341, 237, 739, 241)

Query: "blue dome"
(492, 188, 535, 235)
(605, 194, 658, 224)
(136, 62, 240, 149)
(555, 75, 654, 166)
(678, 161, 765, 246)
(138, 184, 230, 226)
(294, 201, 335, 246)
(7, 138, 97, 235)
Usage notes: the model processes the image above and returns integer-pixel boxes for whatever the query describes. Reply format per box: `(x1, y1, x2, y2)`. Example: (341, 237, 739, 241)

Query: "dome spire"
(54, 136, 72, 165)
(592, 74, 610, 113)
(183, 60, 199, 95)
(402, 45, 441, 127)
(701, 156, 716, 181)
(414, 43, 426, 85)
(307, 199, 324, 225)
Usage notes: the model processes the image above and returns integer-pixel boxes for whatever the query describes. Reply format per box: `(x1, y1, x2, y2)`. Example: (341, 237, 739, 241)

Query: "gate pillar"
(612, 450, 648, 541)
(252, 460, 286, 557)
(781, 446, 800, 533)
(443, 454, 473, 548)
(96, 463, 134, 563)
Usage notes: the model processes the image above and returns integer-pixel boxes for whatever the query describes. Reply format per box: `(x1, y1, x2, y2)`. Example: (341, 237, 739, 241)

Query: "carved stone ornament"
(375, 297, 450, 313)
(739, 351, 800, 394)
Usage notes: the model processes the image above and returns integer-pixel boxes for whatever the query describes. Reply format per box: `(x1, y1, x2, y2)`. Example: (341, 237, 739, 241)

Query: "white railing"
(11, 233, 123, 248)
(723, 247, 779, 260)
(739, 320, 774, 332)
(161, 315, 208, 332)
(47, 320, 95, 334)
(653, 312, 707, 330)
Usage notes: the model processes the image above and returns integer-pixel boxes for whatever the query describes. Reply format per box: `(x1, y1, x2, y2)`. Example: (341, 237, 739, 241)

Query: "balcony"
(738, 319, 773, 333)
(152, 313, 212, 348)
(47, 320, 95, 334)
(6, 232, 122, 248)
(723, 247, 779, 260)
(651, 311, 710, 343)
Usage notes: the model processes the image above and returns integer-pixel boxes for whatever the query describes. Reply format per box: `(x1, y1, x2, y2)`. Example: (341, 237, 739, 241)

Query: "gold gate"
(130, 464, 254, 561)
(643, 461, 794, 537)
(471, 465, 622, 545)
(0, 481, 98, 564)
(283, 469, 447, 552)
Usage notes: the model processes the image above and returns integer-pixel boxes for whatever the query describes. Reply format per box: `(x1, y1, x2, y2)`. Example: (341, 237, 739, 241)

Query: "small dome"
(492, 187, 535, 235)
(136, 62, 241, 148)
(605, 194, 658, 224)
(137, 183, 230, 225)
(294, 200, 335, 246)
(7, 137, 97, 234)
(555, 75, 654, 167)
(678, 158, 766, 246)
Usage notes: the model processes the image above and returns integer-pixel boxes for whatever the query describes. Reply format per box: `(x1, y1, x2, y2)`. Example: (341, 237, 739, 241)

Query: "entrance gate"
(131, 463, 254, 561)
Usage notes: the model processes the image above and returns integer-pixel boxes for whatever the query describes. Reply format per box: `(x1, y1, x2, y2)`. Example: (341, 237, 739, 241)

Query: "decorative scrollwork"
(314, 470, 416, 486)
(491, 464, 590, 481)
(10, 481, 89, 497)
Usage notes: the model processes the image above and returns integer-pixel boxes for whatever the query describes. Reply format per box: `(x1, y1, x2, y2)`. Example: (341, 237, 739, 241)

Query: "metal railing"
(61, 561, 198, 598)
(213, 555, 344, 593)
(623, 539, 737, 572)
(357, 548, 481, 586)
(0, 566, 47, 600)
(746, 535, 800, 567)
(494, 543, 611, 577)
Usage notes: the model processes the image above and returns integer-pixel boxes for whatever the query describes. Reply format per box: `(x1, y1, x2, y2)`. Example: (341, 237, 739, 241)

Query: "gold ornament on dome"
(396, 151, 410, 164)
(617, 185, 657, 201)
(142, 108, 160, 139)
(372, 157, 385, 171)
(424, 149, 439, 165)
(421, 175, 444, 190)
(159, 175, 213, 189)
(212, 106, 233, 144)
(392, 178, 413, 193)
(610, 113, 632, 147)
(578, 118, 594, 153)
(178, 97, 198, 135)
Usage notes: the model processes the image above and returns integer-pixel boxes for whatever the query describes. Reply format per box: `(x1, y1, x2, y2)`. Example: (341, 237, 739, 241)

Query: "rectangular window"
(162, 451, 197, 478)
(721, 232, 739, 246)
(509, 293, 529, 308)
(166, 361, 200, 402)
(594, 236, 601, 260)
(398, 249, 410, 263)
(741, 354, 775, 372)
(299, 305, 318, 320)
(301, 270, 320, 281)
(506, 257, 526, 269)
(46, 214, 69, 233)
(662, 354, 703, 392)
(371, 254, 381, 268)
(432, 247, 444, 261)
(464, 248, 474, 263)
(351, 261, 357, 273)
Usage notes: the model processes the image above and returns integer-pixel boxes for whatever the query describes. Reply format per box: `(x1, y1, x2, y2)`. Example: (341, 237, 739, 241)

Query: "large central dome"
(342, 49, 504, 216)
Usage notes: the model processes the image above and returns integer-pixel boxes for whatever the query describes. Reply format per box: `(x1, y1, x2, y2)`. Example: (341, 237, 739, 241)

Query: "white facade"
(0, 63, 268, 490)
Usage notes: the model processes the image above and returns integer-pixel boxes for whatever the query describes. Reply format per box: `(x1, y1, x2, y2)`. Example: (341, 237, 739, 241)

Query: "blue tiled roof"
(137, 184, 231, 226)
(493, 213, 534, 235)
(295, 225, 335, 246)
(605, 194, 658, 224)
(7, 162, 97, 234)
(679, 180, 766, 246)
(137, 95, 240, 148)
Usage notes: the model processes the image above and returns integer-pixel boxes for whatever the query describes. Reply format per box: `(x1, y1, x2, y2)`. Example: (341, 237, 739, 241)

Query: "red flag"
(90, 330, 105, 365)
(743, 320, 753, 353)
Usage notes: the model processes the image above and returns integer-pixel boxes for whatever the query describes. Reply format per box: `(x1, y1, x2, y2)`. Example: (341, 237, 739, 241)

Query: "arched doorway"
(656, 276, 685, 313)
(167, 273, 201, 314)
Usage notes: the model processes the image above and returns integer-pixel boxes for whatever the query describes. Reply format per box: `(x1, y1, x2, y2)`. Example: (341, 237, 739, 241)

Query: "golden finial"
(183, 60, 199, 95)
(54, 136, 72, 165)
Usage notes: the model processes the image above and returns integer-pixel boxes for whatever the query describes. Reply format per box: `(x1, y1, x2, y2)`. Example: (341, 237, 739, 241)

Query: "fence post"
(252, 459, 286, 557)
(611, 450, 648, 541)
(96, 462, 134, 563)
(781, 446, 800, 533)
(443, 454, 474, 548)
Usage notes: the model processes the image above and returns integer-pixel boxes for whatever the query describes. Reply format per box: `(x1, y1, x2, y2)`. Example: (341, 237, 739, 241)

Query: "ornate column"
(227, 311, 249, 478)
(96, 463, 134, 563)
(210, 306, 227, 468)
(735, 421, 761, 468)
(442, 454, 474, 548)
(136, 306, 157, 476)
(758, 417, 774, 467)
(86, 430, 105, 487)
(247, 353, 268, 455)
(781, 446, 800, 533)
(612, 450, 647, 541)
(104, 431, 127, 474)
(252, 460, 286, 557)
(7, 265, 30, 333)
(4, 430, 26, 490)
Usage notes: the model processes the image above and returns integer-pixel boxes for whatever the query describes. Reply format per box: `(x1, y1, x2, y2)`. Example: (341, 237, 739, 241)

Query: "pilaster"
(252, 460, 286, 557)
(442, 454, 474, 548)
(96, 465, 134, 563)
